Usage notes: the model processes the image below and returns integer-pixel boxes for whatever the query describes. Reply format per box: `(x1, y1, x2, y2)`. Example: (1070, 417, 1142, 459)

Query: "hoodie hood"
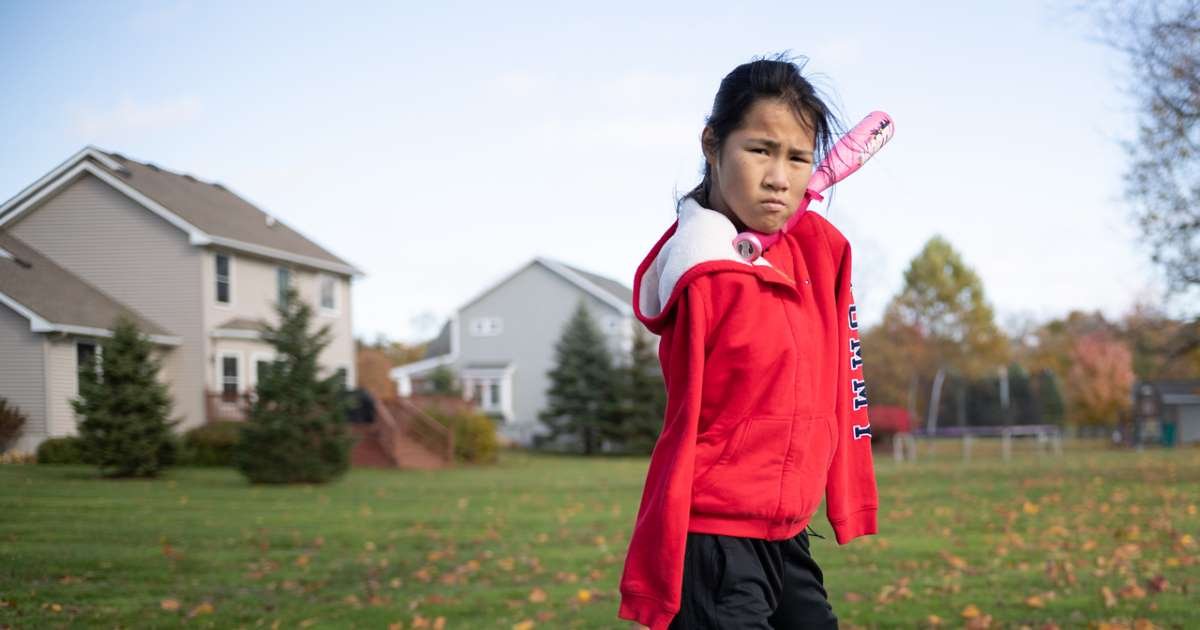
(634, 197, 794, 333)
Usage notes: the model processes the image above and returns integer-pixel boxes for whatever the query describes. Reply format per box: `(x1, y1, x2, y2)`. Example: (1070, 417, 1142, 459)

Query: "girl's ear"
(700, 126, 718, 165)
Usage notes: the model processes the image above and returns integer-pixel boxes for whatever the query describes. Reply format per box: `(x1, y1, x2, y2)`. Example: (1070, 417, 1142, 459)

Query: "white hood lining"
(638, 197, 773, 319)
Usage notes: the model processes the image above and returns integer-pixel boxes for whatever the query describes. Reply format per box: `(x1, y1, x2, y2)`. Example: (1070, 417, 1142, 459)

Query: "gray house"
(391, 257, 644, 446)
(0, 146, 361, 452)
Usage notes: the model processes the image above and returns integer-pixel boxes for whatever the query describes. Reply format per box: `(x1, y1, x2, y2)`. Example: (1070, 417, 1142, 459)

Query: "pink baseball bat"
(732, 111, 894, 262)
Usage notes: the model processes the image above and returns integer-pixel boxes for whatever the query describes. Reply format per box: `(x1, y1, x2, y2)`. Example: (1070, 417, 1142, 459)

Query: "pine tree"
(539, 300, 619, 454)
(616, 325, 666, 454)
(1036, 369, 1066, 426)
(72, 315, 178, 477)
(234, 285, 353, 483)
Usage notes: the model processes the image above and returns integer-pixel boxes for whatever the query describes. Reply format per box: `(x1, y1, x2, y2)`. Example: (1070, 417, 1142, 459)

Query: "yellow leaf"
(1024, 594, 1045, 608)
(577, 589, 592, 603)
(294, 554, 310, 567)
(160, 599, 180, 612)
(1101, 586, 1118, 608)
(388, 624, 404, 630)
(188, 602, 214, 617)
(961, 604, 981, 619)
(528, 587, 547, 603)
(512, 621, 535, 630)
(1022, 501, 1039, 515)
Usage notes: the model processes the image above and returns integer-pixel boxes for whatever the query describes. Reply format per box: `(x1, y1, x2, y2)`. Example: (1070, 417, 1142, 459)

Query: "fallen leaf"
(528, 587, 547, 603)
(188, 602, 214, 617)
(512, 621, 534, 630)
(577, 589, 592, 603)
(1101, 586, 1118, 608)
(1025, 594, 1045, 608)
(160, 599, 180, 612)
(961, 604, 981, 619)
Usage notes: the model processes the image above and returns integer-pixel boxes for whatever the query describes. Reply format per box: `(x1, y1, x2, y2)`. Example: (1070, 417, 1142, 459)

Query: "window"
(320, 275, 337, 312)
(464, 374, 507, 414)
(220, 354, 241, 401)
(469, 317, 502, 337)
(215, 254, 231, 305)
(277, 267, 292, 306)
(76, 342, 98, 391)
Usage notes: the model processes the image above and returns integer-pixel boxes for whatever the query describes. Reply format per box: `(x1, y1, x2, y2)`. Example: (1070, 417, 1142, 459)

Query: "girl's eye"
(751, 148, 768, 155)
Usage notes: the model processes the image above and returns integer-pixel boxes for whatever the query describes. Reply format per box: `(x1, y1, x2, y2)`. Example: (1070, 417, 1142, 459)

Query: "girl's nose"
(764, 160, 789, 191)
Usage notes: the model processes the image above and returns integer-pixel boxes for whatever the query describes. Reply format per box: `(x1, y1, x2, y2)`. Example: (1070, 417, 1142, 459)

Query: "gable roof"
(0, 146, 363, 277)
(0, 231, 179, 344)
(456, 257, 634, 319)
(403, 257, 633, 369)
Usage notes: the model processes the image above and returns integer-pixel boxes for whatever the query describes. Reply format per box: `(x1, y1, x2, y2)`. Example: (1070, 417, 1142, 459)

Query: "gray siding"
(9, 173, 207, 431)
(44, 337, 78, 437)
(458, 262, 626, 444)
(0, 305, 46, 451)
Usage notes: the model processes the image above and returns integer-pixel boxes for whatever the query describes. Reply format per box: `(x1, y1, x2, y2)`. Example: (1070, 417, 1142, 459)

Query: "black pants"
(668, 527, 838, 629)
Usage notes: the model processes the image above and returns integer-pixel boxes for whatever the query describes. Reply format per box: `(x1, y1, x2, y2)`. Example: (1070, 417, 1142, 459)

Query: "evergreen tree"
(539, 300, 620, 454)
(235, 286, 353, 484)
(1036, 369, 1066, 426)
(428, 365, 462, 397)
(616, 325, 666, 454)
(72, 315, 178, 477)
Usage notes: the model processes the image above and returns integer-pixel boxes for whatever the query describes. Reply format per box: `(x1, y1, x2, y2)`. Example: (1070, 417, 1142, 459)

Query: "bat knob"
(733, 233, 763, 262)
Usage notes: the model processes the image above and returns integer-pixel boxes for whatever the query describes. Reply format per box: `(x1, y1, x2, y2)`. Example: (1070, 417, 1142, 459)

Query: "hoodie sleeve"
(618, 277, 711, 630)
(825, 238, 880, 545)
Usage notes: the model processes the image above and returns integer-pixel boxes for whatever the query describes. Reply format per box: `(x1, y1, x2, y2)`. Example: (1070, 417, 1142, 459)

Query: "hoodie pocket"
(691, 416, 793, 519)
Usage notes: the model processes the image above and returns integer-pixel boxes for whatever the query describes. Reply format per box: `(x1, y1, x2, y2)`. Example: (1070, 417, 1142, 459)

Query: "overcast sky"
(0, 1, 1171, 344)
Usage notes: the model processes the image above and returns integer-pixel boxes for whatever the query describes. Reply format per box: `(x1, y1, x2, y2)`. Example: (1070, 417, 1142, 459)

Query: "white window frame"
(250, 351, 275, 389)
(318, 273, 339, 316)
(276, 266, 292, 307)
(76, 340, 103, 391)
(468, 316, 503, 337)
(217, 351, 243, 397)
(214, 252, 234, 308)
(461, 366, 514, 420)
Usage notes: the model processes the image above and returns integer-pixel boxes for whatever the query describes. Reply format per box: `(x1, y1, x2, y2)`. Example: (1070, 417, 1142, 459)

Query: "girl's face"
(702, 97, 816, 234)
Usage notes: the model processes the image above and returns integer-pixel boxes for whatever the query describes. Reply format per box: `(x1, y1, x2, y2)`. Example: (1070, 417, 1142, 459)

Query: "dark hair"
(681, 53, 843, 211)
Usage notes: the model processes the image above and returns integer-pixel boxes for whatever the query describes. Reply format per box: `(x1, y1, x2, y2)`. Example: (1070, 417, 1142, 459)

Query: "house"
(0, 146, 361, 453)
(391, 257, 643, 446)
(1131, 379, 1200, 446)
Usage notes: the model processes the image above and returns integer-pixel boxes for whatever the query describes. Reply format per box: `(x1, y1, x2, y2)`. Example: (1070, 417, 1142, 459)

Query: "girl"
(617, 55, 879, 629)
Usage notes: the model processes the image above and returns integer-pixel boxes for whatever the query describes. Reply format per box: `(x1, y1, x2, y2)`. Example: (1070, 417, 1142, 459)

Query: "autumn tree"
(354, 341, 396, 401)
(1091, 2, 1200, 302)
(1066, 332, 1135, 427)
(867, 235, 1008, 428)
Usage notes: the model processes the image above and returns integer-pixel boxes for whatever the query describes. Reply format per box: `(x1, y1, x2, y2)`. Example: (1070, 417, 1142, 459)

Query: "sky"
(0, 0, 1172, 344)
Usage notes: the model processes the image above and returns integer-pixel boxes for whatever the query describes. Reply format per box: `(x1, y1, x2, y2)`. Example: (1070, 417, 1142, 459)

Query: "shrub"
(0, 397, 28, 452)
(418, 397, 499, 464)
(36, 436, 87, 465)
(181, 421, 241, 466)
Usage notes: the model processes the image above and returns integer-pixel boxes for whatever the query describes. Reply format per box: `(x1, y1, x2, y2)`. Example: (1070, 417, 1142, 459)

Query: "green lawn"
(1, 440, 1197, 629)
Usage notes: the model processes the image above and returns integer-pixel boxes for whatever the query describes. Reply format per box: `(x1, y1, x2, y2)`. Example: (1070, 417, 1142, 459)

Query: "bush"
(418, 398, 499, 464)
(181, 421, 241, 466)
(0, 397, 27, 452)
(36, 436, 88, 465)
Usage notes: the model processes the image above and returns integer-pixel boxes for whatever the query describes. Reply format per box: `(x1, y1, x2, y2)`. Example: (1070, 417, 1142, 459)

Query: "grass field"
(1, 439, 1197, 629)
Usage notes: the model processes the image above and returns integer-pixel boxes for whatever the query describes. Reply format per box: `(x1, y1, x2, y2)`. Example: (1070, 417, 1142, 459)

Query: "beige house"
(0, 147, 361, 453)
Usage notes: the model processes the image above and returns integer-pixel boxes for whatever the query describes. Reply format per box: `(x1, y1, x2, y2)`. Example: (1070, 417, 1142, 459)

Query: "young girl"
(617, 55, 879, 629)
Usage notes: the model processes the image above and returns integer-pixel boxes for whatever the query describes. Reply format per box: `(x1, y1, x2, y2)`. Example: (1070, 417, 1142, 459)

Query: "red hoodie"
(617, 197, 879, 629)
